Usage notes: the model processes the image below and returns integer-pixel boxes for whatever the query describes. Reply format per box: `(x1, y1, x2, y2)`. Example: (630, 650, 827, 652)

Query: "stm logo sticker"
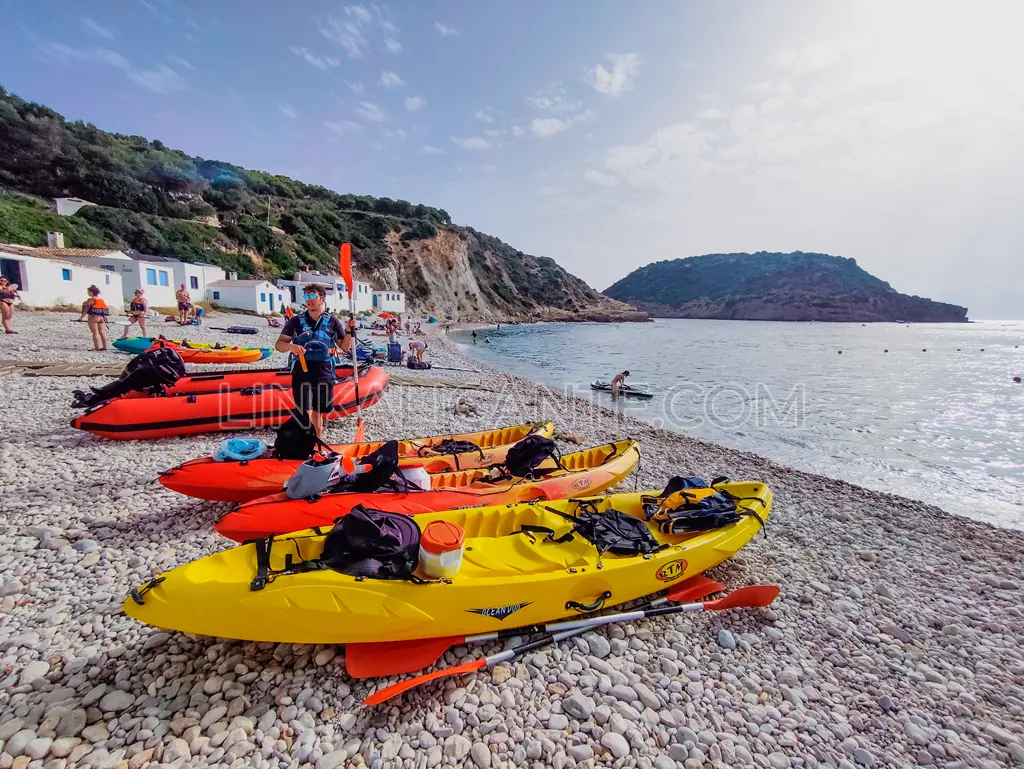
(655, 559, 688, 582)
(572, 477, 592, 491)
(467, 602, 532, 621)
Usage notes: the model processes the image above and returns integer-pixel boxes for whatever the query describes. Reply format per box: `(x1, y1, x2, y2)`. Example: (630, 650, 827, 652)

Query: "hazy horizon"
(2, 0, 1022, 319)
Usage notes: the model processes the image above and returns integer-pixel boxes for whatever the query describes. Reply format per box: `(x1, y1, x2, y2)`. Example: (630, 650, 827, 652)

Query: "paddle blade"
(354, 417, 365, 443)
(666, 574, 726, 604)
(705, 585, 780, 611)
(364, 657, 487, 706)
(346, 635, 464, 679)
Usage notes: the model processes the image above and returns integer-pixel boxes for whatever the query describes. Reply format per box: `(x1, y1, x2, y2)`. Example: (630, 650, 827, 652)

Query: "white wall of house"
(62, 256, 178, 307)
(277, 278, 375, 313)
(54, 197, 95, 216)
(207, 281, 286, 315)
(372, 290, 406, 314)
(172, 262, 226, 298)
(0, 252, 124, 308)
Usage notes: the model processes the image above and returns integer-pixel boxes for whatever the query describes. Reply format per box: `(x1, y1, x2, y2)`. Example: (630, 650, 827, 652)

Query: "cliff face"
(374, 228, 646, 322)
(605, 252, 968, 322)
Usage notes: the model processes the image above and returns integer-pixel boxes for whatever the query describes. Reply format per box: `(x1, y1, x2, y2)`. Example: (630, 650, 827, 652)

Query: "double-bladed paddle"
(363, 584, 780, 705)
(345, 573, 725, 679)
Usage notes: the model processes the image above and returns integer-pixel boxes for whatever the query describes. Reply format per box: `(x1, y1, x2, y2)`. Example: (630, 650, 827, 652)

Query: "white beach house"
(207, 279, 287, 315)
(372, 289, 406, 314)
(277, 271, 375, 313)
(0, 244, 124, 308)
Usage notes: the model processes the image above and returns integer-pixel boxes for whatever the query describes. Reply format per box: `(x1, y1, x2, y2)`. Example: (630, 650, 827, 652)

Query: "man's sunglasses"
(303, 293, 320, 300)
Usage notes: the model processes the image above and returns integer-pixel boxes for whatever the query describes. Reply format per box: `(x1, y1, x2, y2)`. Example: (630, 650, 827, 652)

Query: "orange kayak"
(158, 421, 555, 502)
(149, 339, 267, 364)
(71, 366, 389, 440)
(213, 440, 640, 542)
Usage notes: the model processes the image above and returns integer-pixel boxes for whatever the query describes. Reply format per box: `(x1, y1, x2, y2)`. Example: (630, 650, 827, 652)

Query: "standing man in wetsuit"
(274, 284, 348, 438)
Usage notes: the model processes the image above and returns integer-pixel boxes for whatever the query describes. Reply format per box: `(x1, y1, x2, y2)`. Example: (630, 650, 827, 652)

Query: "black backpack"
(72, 347, 186, 408)
(317, 506, 421, 579)
(502, 435, 563, 479)
(249, 505, 422, 590)
(272, 415, 322, 460)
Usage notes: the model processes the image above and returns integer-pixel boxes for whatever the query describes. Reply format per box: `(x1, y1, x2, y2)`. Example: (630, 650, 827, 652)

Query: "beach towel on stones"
(71, 347, 185, 408)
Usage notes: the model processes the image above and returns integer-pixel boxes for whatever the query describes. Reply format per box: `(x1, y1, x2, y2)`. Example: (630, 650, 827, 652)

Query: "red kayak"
(71, 366, 389, 440)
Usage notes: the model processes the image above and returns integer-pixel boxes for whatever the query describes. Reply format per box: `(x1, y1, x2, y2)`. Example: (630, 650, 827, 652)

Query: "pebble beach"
(1, 311, 1023, 769)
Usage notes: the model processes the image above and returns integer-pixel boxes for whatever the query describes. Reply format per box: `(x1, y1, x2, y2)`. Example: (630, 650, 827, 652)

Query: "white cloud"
(379, 71, 406, 88)
(530, 117, 571, 139)
(346, 81, 365, 94)
(385, 128, 406, 140)
(474, 108, 494, 123)
(483, 128, 505, 138)
(405, 96, 426, 112)
(538, 184, 569, 197)
(435, 22, 460, 37)
(480, 164, 497, 172)
(39, 41, 129, 69)
(128, 65, 187, 93)
(527, 83, 581, 113)
(585, 52, 641, 97)
(698, 108, 728, 120)
(583, 169, 618, 187)
(290, 46, 340, 70)
(354, 101, 386, 122)
(511, 126, 526, 138)
(278, 102, 298, 119)
(775, 40, 847, 74)
(326, 120, 362, 135)
(169, 55, 195, 71)
(421, 145, 445, 155)
(81, 18, 115, 40)
(321, 4, 399, 59)
(452, 136, 494, 150)
(40, 40, 189, 93)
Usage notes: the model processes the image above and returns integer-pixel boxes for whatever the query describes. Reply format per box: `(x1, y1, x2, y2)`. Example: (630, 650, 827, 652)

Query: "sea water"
(454, 319, 1024, 530)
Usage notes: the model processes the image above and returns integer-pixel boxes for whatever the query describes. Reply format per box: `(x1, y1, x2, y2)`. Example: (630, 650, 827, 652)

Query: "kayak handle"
(129, 576, 165, 605)
(566, 590, 612, 614)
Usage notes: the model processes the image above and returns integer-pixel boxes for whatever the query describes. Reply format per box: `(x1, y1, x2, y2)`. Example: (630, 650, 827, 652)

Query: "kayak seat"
(460, 529, 593, 577)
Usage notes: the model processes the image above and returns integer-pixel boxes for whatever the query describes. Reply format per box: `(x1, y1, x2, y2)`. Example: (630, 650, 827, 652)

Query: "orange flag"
(339, 242, 354, 298)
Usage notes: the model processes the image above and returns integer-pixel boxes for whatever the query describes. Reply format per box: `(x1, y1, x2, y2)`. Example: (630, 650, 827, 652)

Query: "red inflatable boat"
(71, 366, 389, 440)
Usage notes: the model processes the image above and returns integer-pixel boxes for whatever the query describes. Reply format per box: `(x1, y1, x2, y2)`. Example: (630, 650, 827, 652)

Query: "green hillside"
(605, 252, 968, 322)
(0, 86, 643, 320)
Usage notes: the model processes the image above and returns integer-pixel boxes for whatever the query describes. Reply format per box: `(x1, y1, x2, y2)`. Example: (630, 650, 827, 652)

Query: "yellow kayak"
(124, 480, 771, 644)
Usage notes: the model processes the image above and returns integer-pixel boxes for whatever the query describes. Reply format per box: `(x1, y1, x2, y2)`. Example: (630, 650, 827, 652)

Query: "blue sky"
(2, 0, 1023, 318)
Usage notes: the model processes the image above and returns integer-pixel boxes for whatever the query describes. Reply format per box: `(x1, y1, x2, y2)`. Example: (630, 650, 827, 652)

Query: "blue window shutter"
(213, 291, 220, 300)
(146, 268, 156, 285)
(62, 268, 71, 281)
(159, 271, 169, 287)
(261, 293, 266, 302)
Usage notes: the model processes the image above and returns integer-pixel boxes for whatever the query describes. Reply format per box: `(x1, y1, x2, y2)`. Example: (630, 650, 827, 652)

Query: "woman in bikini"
(0, 277, 18, 334)
(83, 285, 111, 351)
(121, 289, 148, 339)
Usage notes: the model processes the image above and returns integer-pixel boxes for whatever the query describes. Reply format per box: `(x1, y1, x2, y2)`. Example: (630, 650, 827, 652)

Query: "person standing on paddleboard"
(611, 370, 630, 398)
(275, 283, 348, 438)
